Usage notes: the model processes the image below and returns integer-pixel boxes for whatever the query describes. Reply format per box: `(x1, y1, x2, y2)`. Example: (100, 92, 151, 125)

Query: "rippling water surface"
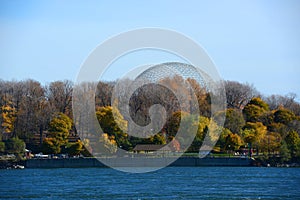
(1, 167, 300, 199)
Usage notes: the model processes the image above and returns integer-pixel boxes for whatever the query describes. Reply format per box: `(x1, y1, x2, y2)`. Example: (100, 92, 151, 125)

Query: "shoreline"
(3, 156, 299, 169)
(24, 156, 253, 168)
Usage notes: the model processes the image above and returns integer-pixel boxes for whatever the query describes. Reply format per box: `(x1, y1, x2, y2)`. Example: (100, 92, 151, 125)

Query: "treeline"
(0, 78, 300, 163)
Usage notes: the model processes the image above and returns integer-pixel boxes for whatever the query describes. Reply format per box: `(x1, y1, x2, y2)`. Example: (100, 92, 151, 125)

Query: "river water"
(1, 167, 299, 199)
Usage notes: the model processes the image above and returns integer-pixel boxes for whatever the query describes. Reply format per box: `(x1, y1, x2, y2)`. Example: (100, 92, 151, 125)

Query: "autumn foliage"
(0, 78, 299, 163)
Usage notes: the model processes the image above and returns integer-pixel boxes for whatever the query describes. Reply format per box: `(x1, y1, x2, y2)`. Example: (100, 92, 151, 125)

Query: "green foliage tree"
(243, 97, 269, 122)
(216, 108, 245, 134)
(224, 132, 243, 151)
(274, 108, 296, 125)
(285, 131, 300, 158)
(187, 115, 210, 152)
(279, 141, 291, 163)
(268, 122, 287, 136)
(259, 132, 281, 154)
(66, 140, 83, 156)
(0, 141, 5, 153)
(165, 111, 186, 138)
(217, 128, 232, 151)
(259, 111, 274, 127)
(5, 137, 25, 155)
(42, 138, 61, 154)
(242, 128, 257, 144)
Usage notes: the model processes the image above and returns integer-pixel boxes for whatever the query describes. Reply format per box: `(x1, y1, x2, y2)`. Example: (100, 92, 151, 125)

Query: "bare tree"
(10, 80, 46, 144)
(95, 81, 114, 107)
(224, 81, 259, 110)
(264, 93, 300, 115)
(46, 80, 73, 116)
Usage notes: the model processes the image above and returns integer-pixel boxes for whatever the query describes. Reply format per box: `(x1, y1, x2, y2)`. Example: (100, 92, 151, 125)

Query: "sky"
(0, 0, 300, 99)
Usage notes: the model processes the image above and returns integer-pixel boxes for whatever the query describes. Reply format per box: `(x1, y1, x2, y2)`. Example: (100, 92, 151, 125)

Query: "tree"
(95, 81, 114, 107)
(165, 111, 188, 138)
(287, 120, 300, 136)
(265, 93, 300, 116)
(217, 127, 243, 152)
(21, 80, 51, 149)
(5, 137, 25, 155)
(42, 138, 61, 154)
(217, 128, 232, 151)
(249, 97, 269, 110)
(81, 138, 92, 157)
(243, 122, 267, 140)
(99, 133, 117, 154)
(126, 78, 181, 127)
(0, 141, 5, 153)
(274, 108, 296, 125)
(96, 106, 126, 134)
(21, 80, 46, 139)
(66, 140, 84, 156)
(96, 106, 129, 148)
(48, 112, 72, 144)
(187, 78, 211, 117)
(285, 131, 300, 158)
(215, 108, 245, 134)
(242, 128, 257, 145)
(158, 75, 192, 114)
(279, 141, 291, 163)
(186, 115, 213, 152)
(175, 114, 200, 151)
(35, 97, 52, 149)
(43, 112, 72, 154)
(259, 111, 274, 128)
(268, 122, 288, 137)
(146, 133, 166, 145)
(224, 81, 258, 110)
(224, 132, 243, 151)
(259, 132, 281, 155)
(0, 80, 27, 138)
(243, 97, 269, 122)
(242, 122, 267, 154)
(46, 80, 73, 116)
(1, 104, 16, 133)
(0, 79, 50, 145)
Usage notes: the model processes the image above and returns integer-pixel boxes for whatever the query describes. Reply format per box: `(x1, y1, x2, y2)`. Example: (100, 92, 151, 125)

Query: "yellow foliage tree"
(99, 133, 117, 154)
(1, 104, 16, 133)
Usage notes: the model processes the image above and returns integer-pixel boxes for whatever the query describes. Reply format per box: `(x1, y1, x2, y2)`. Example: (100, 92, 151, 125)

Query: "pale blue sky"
(0, 0, 299, 99)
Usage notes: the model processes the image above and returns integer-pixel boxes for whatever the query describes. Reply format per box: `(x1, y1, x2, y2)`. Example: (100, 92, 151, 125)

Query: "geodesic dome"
(135, 62, 209, 89)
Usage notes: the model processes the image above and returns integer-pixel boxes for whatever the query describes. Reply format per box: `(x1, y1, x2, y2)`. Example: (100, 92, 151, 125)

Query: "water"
(0, 167, 300, 199)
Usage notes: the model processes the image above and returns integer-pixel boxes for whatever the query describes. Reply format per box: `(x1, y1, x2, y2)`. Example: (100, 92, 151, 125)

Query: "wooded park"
(0, 77, 299, 164)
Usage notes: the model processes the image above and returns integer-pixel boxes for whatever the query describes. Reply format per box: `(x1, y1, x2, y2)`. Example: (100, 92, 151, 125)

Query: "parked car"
(34, 153, 49, 159)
